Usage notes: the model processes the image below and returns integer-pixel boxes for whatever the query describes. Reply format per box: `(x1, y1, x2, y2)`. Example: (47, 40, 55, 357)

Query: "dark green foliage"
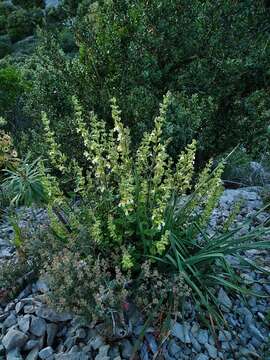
(6, 9, 36, 42)
(0, 66, 30, 130)
(0, 35, 12, 59)
(0, 2, 15, 35)
(21, 0, 270, 164)
(59, 27, 78, 53)
(12, 0, 45, 9)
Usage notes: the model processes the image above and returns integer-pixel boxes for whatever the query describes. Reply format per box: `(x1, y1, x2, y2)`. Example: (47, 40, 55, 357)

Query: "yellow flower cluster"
(90, 217, 103, 245)
(175, 139, 196, 195)
(121, 250, 134, 270)
(136, 93, 172, 231)
(107, 214, 122, 244)
(41, 112, 67, 173)
(197, 162, 224, 229)
(155, 230, 170, 255)
(41, 92, 225, 267)
(111, 98, 135, 216)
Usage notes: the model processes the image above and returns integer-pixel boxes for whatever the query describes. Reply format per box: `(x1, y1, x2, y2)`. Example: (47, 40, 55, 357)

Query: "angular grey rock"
(55, 353, 90, 360)
(69, 345, 80, 353)
(196, 329, 209, 345)
(24, 339, 41, 351)
(20, 297, 38, 306)
(36, 306, 72, 322)
(205, 343, 218, 358)
(34, 280, 49, 294)
(140, 342, 149, 360)
(45, 0, 59, 9)
(171, 322, 191, 343)
(190, 334, 201, 352)
(17, 285, 32, 301)
(221, 341, 230, 351)
(145, 333, 158, 354)
(218, 288, 232, 311)
(18, 315, 31, 333)
(238, 307, 253, 325)
(39, 346, 54, 359)
(251, 336, 263, 349)
(75, 328, 86, 339)
(248, 324, 265, 342)
(63, 336, 76, 351)
(24, 305, 36, 314)
(95, 344, 110, 360)
(263, 284, 270, 295)
(3, 313, 17, 328)
(15, 302, 24, 314)
(47, 322, 58, 346)
(25, 347, 39, 360)
(218, 330, 232, 342)
(0, 312, 10, 322)
(195, 354, 209, 360)
(168, 340, 181, 357)
(30, 316, 47, 337)
(120, 340, 133, 359)
(89, 336, 104, 350)
(6, 348, 23, 360)
(2, 329, 28, 351)
(248, 296, 257, 308)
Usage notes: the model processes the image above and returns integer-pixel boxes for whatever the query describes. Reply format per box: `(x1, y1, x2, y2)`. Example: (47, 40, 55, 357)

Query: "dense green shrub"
(6, 9, 35, 42)
(0, 1, 15, 35)
(6, 7, 43, 43)
(44, 6, 66, 26)
(12, 0, 45, 9)
(0, 66, 30, 130)
(0, 35, 12, 59)
(59, 27, 77, 53)
(0, 16, 6, 36)
(22, 0, 270, 163)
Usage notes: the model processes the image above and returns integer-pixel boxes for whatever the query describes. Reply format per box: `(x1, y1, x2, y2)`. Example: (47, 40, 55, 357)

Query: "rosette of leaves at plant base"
(2, 156, 49, 207)
(39, 94, 270, 326)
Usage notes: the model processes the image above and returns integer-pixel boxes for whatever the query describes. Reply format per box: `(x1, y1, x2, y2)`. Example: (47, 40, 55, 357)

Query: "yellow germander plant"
(42, 93, 211, 260)
(41, 93, 270, 324)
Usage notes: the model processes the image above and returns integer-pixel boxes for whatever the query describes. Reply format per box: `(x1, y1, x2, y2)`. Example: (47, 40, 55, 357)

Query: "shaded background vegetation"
(1, 0, 270, 169)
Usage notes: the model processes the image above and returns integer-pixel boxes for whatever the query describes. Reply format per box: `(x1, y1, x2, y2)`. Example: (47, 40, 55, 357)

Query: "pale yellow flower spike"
(175, 139, 197, 195)
(41, 112, 67, 173)
(111, 98, 135, 216)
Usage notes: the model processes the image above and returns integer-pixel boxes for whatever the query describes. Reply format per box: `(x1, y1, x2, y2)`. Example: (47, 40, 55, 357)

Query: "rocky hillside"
(0, 187, 269, 360)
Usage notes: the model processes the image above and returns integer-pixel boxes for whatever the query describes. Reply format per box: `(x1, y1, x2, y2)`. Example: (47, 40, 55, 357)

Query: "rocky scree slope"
(0, 187, 269, 359)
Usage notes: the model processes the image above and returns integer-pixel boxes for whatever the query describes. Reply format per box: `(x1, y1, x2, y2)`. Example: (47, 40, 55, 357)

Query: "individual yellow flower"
(122, 251, 134, 270)
(155, 230, 170, 255)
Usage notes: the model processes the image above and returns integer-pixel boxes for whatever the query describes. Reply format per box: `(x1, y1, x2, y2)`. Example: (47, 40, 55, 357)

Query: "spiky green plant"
(2, 156, 49, 207)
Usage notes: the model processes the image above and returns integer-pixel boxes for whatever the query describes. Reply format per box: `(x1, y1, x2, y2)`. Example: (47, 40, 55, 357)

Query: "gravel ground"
(0, 187, 269, 359)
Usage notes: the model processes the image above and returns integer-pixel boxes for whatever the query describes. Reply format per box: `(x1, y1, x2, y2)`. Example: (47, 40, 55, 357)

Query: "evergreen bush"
(22, 0, 270, 163)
